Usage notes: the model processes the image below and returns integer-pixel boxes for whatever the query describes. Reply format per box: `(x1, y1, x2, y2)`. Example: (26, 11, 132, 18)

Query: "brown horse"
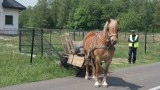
(83, 17, 118, 87)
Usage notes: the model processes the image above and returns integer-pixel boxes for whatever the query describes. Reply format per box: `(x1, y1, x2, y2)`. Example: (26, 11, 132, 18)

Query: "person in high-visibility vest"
(128, 30, 139, 64)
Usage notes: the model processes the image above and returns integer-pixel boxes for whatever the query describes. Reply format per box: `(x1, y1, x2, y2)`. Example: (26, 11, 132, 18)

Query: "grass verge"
(0, 56, 75, 87)
(0, 32, 160, 87)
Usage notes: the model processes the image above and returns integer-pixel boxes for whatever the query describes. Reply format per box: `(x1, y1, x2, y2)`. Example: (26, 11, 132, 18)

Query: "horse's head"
(103, 17, 119, 45)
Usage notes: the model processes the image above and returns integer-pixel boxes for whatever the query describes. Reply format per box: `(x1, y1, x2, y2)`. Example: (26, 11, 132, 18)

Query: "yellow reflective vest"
(128, 35, 139, 48)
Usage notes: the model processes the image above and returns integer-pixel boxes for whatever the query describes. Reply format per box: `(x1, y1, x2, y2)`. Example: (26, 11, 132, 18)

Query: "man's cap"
(130, 30, 135, 32)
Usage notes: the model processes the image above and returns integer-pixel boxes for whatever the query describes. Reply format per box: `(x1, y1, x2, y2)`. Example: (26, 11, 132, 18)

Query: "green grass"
(109, 32, 160, 70)
(0, 37, 75, 87)
(0, 56, 75, 87)
(0, 32, 160, 87)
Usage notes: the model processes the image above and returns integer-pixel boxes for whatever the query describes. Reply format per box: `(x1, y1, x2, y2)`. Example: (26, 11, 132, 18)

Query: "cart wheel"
(75, 67, 85, 77)
(60, 55, 69, 68)
(75, 66, 92, 77)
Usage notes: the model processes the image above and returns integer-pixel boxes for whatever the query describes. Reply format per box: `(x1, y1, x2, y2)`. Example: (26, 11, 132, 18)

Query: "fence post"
(73, 31, 75, 41)
(152, 26, 155, 43)
(125, 30, 127, 39)
(50, 29, 52, 44)
(49, 29, 52, 53)
(19, 30, 22, 53)
(79, 30, 80, 36)
(145, 29, 147, 54)
(82, 30, 84, 39)
(41, 29, 43, 56)
(30, 28, 35, 64)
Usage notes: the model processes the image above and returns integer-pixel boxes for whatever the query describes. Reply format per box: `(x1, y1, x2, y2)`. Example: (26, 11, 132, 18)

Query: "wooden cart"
(61, 35, 85, 68)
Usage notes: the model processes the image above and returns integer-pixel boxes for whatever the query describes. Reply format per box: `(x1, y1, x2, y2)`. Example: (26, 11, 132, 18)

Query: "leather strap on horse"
(87, 32, 115, 61)
(89, 45, 115, 59)
(88, 45, 114, 68)
(86, 32, 115, 67)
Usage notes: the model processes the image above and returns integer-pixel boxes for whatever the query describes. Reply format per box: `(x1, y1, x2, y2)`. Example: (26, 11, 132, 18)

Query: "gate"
(19, 28, 85, 64)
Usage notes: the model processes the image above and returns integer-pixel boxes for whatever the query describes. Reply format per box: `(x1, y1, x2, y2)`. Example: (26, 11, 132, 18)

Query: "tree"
(67, 0, 104, 30)
(130, 0, 141, 13)
(33, 0, 50, 28)
(19, 6, 31, 28)
(68, 7, 92, 29)
(152, 0, 160, 28)
(139, 0, 153, 31)
(118, 9, 141, 31)
(18, 0, 159, 32)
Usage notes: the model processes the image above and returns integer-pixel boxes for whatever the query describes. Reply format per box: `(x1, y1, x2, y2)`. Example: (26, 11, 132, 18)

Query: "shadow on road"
(108, 76, 143, 90)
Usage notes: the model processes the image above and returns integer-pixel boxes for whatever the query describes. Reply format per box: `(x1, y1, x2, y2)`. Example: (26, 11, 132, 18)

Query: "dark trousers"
(128, 47, 137, 63)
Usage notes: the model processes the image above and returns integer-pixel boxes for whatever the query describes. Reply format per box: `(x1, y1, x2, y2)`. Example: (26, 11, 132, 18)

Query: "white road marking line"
(149, 86, 160, 90)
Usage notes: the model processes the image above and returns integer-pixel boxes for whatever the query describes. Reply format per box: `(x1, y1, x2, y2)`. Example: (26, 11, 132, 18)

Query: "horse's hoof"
(85, 76, 89, 80)
(92, 76, 96, 80)
(102, 81, 108, 87)
(94, 81, 100, 87)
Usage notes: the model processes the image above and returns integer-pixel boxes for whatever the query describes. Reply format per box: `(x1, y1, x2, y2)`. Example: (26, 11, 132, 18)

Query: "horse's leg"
(94, 57, 101, 87)
(91, 58, 96, 80)
(85, 57, 89, 80)
(102, 59, 111, 87)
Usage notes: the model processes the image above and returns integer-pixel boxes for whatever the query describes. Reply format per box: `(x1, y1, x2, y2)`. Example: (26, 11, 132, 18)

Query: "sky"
(15, 0, 38, 7)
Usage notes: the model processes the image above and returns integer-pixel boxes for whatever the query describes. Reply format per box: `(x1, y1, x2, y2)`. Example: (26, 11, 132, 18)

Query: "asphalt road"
(1, 62, 160, 90)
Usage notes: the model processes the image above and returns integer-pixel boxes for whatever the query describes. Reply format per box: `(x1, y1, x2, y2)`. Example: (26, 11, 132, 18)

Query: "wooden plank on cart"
(67, 55, 85, 68)
(61, 36, 69, 54)
(71, 55, 85, 68)
(68, 36, 75, 54)
(67, 55, 74, 64)
(61, 35, 75, 55)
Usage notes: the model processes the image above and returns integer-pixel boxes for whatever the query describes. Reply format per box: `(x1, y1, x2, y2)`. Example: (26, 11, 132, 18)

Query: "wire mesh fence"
(115, 31, 160, 61)
(0, 30, 30, 62)
(0, 29, 159, 63)
(19, 28, 86, 59)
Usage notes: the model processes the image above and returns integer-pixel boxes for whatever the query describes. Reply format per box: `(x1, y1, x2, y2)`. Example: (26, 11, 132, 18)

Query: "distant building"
(0, 0, 26, 35)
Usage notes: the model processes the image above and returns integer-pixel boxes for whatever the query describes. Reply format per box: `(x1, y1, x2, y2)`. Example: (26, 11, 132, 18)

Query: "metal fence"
(116, 31, 160, 61)
(19, 28, 86, 61)
(14, 29, 160, 56)
(0, 29, 159, 63)
(0, 30, 20, 62)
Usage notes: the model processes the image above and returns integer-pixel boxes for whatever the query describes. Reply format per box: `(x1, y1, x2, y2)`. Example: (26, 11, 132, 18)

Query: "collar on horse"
(94, 32, 116, 50)
(98, 31, 117, 43)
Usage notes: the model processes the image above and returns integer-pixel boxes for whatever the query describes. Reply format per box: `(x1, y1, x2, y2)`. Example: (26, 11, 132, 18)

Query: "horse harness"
(87, 32, 115, 64)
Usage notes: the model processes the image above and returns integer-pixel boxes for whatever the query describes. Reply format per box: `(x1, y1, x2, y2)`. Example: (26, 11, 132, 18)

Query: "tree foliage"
(118, 9, 141, 31)
(19, 0, 160, 32)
